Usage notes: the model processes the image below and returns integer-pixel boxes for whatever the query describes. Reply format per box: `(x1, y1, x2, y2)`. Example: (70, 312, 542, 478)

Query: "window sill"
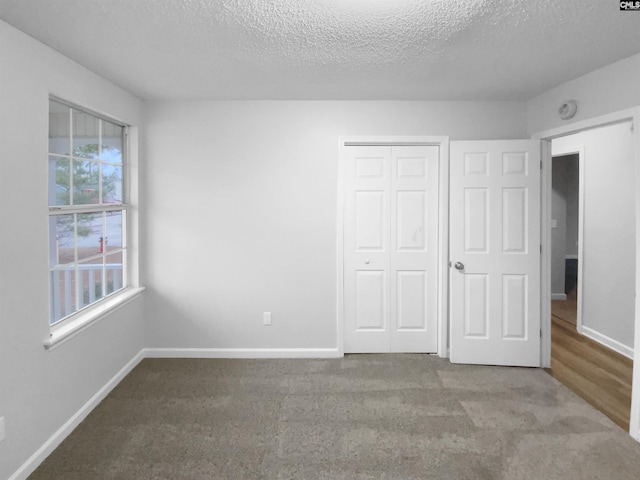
(45, 286, 145, 350)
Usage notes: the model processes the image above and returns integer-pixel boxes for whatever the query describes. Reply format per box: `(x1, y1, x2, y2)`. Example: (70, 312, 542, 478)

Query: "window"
(48, 99, 128, 325)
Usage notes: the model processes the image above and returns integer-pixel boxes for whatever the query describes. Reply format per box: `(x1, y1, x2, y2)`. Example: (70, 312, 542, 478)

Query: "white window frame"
(46, 97, 144, 349)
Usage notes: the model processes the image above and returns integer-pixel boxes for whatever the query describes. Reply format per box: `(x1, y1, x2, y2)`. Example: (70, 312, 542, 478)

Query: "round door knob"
(365, 259, 370, 264)
(454, 262, 464, 270)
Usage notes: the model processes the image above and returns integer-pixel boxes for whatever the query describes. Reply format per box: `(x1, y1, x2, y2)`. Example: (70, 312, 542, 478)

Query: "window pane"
(50, 267, 76, 324)
(48, 99, 129, 325)
(102, 164, 123, 204)
(72, 159, 100, 205)
(51, 214, 76, 267)
(102, 121, 123, 164)
(77, 212, 104, 262)
(106, 253, 124, 295)
(79, 258, 104, 308)
(72, 110, 99, 158)
(49, 100, 70, 155)
(49, 156, 70, 206)
(105, 210, 124, 250)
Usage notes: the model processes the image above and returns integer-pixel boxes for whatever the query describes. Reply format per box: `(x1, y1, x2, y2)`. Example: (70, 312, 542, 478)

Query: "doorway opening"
(550, 153, 581, 332)
(546, 124, 635, 431)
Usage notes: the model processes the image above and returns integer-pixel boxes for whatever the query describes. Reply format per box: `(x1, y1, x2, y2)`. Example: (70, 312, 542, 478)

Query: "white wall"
(553, 123, 635, 352)
(551, 154, 580, 296)
(565, 156, 579, 257)
(142, 100, 527, 350)
(527, 53, 640, 135)
(551, 159, 568, 296)
(0, 21, 145, 480)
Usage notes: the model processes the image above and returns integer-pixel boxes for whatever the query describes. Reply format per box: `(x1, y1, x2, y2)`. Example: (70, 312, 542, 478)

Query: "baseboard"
(142, 347, 342, 359)
(580, 325, 634, 359)
(551, 293, 567, 300)
(9, 349, 145, 480)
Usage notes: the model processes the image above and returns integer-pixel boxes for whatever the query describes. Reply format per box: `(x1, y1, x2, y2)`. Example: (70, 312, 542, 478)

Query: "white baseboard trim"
(580, 325, 634, 359)
(142, 347, 342, 359)
(551, 293, 567, 300)
(9, 350, 145, 480)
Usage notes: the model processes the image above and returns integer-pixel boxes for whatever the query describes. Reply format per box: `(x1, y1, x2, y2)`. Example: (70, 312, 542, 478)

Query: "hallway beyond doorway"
(552, 289, 577, 326)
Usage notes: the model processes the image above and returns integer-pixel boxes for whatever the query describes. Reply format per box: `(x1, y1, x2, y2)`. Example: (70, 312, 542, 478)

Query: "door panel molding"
(450, 140, 541, 367)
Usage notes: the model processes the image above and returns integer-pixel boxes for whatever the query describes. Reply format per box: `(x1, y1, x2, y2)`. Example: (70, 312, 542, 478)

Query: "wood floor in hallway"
(547, 308, 633, 431)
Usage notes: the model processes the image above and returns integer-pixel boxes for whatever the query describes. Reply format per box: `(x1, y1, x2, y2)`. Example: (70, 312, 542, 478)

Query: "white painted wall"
(142, 100, 527, 349)
(553, 123, 635, 352)
(0, 20, 145, 480)
(527, 53, 640, 134)
(551, 159, 568, 296)
(550, 154, 580, 297)
(565, 156, 580, 257)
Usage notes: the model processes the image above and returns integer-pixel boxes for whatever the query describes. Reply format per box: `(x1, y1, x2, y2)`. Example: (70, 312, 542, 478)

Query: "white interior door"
(450, 140, 541, 366)
(344, 145, 439, 353)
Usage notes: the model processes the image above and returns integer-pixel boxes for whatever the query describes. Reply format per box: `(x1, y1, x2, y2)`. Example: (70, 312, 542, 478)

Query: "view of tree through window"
(48, 99, 127, 324)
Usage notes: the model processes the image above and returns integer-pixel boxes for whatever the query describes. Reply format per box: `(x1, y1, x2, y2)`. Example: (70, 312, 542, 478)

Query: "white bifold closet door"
(344, 145, 439, 353)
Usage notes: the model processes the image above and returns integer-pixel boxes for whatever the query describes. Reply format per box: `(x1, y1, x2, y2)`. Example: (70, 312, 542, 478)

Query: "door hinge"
(540, 245, 542, 254)
(540, 330, 542, 338)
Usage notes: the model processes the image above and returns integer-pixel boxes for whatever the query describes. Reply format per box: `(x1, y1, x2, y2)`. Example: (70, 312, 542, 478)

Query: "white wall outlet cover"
(0, 417, 5, 442)
(263, 312, 272, 325)
(558, 100, 578, 120)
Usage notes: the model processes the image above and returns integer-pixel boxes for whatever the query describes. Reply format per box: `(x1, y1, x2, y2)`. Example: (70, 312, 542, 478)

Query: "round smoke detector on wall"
(558, 100, 578, 120)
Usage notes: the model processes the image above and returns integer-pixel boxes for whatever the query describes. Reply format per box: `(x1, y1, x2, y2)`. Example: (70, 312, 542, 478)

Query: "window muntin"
(48, 99, 127, 325)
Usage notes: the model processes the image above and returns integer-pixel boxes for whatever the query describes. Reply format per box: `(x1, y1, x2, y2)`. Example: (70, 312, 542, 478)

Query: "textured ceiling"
(1, 0, 640, 101)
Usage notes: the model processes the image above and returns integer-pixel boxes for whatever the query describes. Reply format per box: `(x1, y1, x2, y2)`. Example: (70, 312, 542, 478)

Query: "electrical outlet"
(0, 417, 5, 443)
(263, 312, 272, 326)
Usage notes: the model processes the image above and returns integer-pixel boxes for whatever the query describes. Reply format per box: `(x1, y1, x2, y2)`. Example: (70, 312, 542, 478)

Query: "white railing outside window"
(50, 263, 124, 325)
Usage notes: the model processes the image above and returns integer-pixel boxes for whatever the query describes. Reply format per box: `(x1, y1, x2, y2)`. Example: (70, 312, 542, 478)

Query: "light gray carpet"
(28, 355, 640, 479)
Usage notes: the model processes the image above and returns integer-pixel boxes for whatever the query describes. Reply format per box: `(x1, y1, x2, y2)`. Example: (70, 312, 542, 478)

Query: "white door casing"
(535, 108, 640, 442)
(343, 145, 439, 353)
(450, 140, 541, 366)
